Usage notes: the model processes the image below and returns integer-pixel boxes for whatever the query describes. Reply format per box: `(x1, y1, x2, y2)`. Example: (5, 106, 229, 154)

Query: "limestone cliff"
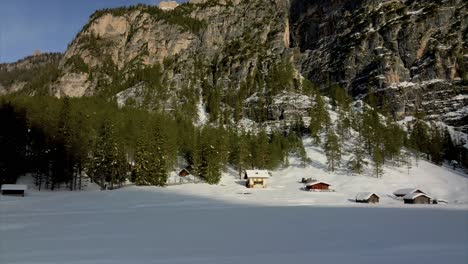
(290, 0, 467, 130)
(1, 0, 466, 132)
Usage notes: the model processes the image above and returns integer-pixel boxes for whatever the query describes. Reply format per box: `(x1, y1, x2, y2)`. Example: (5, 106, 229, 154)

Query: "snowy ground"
(1, 187, 468, 264)
(164, 138, 468, 208)
(2, 139, 468, 263)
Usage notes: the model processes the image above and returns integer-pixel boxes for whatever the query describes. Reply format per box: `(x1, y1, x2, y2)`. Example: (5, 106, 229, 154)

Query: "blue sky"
(0, 0, 186, 63)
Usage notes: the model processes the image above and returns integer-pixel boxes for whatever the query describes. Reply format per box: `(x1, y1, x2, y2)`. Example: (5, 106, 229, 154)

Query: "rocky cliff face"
(290, 0, 467, 131)
(52, 0, 294, 120)
(0, 53, 62, 95)
(1, 0, 466, 131)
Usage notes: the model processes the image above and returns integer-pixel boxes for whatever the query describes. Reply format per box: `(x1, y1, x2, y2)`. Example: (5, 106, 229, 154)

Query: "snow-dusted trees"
(134, 118, 175, 186)
(309, 92, 330, 144)
(324, 131, 341, 172)
(89, 115, 127, 189)
(348, 143, 368, 174)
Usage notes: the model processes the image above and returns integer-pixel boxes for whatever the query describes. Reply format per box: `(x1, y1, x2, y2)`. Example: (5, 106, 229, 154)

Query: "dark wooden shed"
(306, 182, 331, 191)
(179, 168, 190, 177)
(355, 192, 380, 204)
(1, 184, 27, 197)
(403, 193, 431, 204)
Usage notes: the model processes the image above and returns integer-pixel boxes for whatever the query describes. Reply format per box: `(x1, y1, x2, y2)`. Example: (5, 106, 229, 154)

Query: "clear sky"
(0, 0, 186, 63)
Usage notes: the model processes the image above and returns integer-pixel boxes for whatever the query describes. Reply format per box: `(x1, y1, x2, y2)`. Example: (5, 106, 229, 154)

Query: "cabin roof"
(403, 193, 431, 200)
(245, 170, 270, 179)
(1, 184, 28, 191)
(306, 181, 331, 187)
(393, 188, 425, 196)
(355, 192, 379, 201)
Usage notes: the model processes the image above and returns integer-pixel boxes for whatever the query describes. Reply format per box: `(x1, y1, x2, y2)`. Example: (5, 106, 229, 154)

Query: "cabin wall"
(311, 183, 329, 190)
(1, 190, 25, 196)
(247, 178, 266, 188)
(413, 196, 430, 204)
(368, 196, 379, 203)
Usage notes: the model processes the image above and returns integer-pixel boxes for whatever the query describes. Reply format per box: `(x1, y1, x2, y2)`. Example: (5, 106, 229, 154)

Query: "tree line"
(0, 95, 302, 189)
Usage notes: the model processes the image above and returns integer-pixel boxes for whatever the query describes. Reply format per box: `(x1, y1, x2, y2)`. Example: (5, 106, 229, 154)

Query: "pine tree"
(55, 97, 75, 189)
(198, 127, 223, 184)
(309, 92, 330, 143)
(348, 142, 368, 174)
(324, 131, 341, 172)
(89, 117, 119, 189)
(372, 146, 384, 178)
(134, 121, 171, 186)
(442, 127, 456, 161)
(428, 124, 444, 165)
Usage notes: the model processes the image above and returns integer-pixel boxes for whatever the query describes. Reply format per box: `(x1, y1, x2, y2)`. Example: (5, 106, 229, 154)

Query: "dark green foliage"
(65, 55, 89, 74)
(324, 131, 341, 172)
(84, 4, 205, 35)
(348, 139, 368, 174)
(0, 103, 28, 185)
(442, 128, 457, 161)
(0, 53, 62, 88)
(372, 146, 385, 178)
(408, 119, 431, 158)
(0, 94, 297, 188)
(134, 119, 175, 186)
(89, 115, 128, 189)
(309, 92, 330, 144)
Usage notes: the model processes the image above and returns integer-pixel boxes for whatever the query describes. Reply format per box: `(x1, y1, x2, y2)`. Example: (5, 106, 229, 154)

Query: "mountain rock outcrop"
(1, 0, 466, 131)
(290, 0, 467, 131)
(0, 53, 62, 95)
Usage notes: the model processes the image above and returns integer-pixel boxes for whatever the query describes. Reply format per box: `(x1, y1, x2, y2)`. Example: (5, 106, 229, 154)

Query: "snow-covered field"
(2, 186, 468, 264)
(2, 139, 468, 264)
(164, 138, 468, 208)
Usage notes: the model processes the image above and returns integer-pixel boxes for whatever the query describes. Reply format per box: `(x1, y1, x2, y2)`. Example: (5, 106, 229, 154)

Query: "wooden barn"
(393, 188, 425, 197)
(305, 181, 331, 191)
(1, 184, 27, 197)
(403, 193, 431, 204)
(244, 170, 270, 188)
(179, 168, 191, 177)
(355, 192, 380, 203)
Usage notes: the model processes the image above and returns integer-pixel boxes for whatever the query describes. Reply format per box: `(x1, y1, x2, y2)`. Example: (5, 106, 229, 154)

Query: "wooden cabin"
(305, 181, 331, 191)
(403, 193, 431, 204)
(393, 188, 425, 197)
(1, 184, 27, 197)
(244, 170, 269, 188)
(179, 168, 190, 177)
(355, 192, 380, 203)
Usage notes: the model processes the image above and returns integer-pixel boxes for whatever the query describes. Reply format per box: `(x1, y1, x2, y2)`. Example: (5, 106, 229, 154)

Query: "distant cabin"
(305, 181, 331, 191)
(1, 184, 27, 197)
(403, 193, 431, 204)
(244, 170, 269, 188)
(355, 192, 380, 204)
(393, 188, 425, 197)
(179, 168, 191, 177)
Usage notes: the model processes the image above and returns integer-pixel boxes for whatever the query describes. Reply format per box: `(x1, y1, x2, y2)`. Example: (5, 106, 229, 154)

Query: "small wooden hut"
(355, 192, 380, 203)
(403, 193, 431, 204)
(244, 170, 269, 188)
(1, 184, 27, 197)
(305, 181, 331, 191)
(179, 168, 191, 177)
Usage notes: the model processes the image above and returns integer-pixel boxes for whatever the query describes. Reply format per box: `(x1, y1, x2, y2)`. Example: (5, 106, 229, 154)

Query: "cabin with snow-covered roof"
(403, 193, 431, 204)
(355, 192, 379, 203)
(244, 170, 269, 188)
(393, 188, 425, 197)
(1, 184, 27, 197)
(179, 168, 191, 177)
(305, 181, 331, 191)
